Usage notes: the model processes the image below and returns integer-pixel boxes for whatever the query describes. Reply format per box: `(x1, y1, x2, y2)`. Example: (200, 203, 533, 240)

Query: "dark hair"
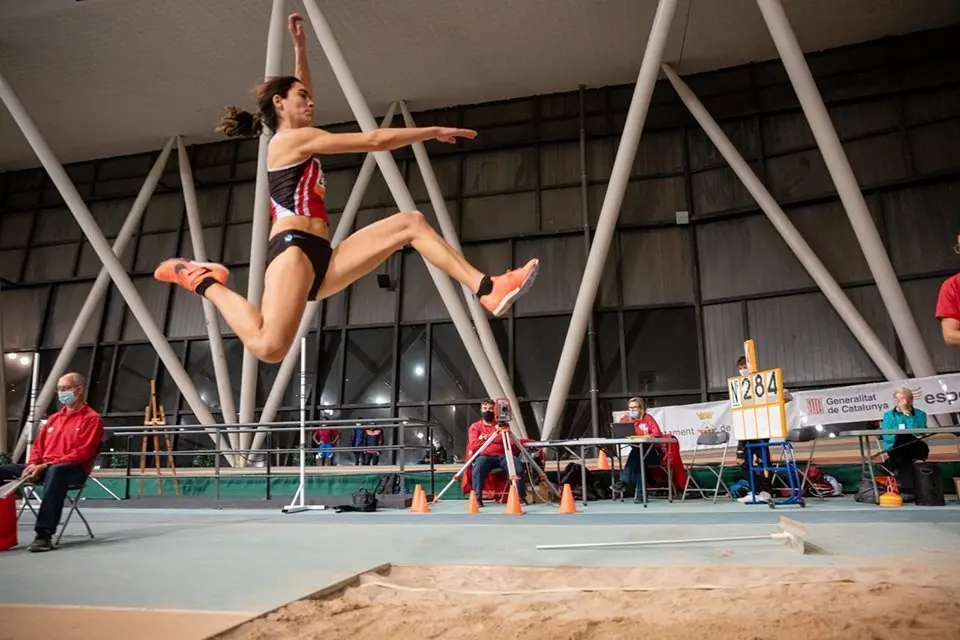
(480, 399, 495, 407)
(736, 356, 747, 367)
(215, 76, 302, 138)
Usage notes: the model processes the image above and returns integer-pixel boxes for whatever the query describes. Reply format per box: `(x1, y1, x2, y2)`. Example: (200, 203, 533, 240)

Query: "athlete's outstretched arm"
(289, 13, 313, 106)
(285, 126, 477, 156)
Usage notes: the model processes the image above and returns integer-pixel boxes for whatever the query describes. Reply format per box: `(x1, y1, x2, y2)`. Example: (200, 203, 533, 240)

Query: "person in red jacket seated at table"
(612, 396, 665, 494)
(0, 372, 104, 552)
(467, 399, 526, 508)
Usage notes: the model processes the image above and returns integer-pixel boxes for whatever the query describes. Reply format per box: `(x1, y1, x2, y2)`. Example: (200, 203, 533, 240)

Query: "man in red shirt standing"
(936, 237, 960, 346)
(467, 399, 526, 507)
(0, 372, 103, 552)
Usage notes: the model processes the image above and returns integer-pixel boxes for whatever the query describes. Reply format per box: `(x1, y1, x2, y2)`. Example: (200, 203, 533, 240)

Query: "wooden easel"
(139, 380, 180, 496)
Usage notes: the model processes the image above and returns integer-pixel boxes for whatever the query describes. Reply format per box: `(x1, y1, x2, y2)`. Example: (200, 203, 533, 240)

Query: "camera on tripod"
(495, 398, 512, 425)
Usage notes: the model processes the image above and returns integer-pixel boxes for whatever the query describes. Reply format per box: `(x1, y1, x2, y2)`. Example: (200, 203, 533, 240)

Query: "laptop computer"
(610, 422, 635, 439)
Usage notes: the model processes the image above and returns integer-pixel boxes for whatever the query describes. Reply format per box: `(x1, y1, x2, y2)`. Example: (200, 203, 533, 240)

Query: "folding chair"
(17, 481, 95, 546)
(789, 426, 828, 502)
(766, 427, 825, 503)
(681, 431, 732, 503)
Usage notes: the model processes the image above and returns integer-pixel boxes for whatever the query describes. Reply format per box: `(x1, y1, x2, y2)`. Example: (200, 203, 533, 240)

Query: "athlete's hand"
(434, 127, 477, 144)
(289, 13, 306, 47)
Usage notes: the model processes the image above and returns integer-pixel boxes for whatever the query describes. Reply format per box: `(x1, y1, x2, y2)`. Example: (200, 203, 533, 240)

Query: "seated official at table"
(467, 399, 526, 507)
(0, 373, 104, 552)
(612, 397, 665, 494)
(878, 388, 929, 487)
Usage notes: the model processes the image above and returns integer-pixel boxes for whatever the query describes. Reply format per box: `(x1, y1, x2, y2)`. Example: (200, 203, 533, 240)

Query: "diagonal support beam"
(11, 137, 177, 463)
(177, 137, 238, 429)
(755, 0, 936, 379)
(399, 100, 527, 438)
(0, 65, 230, 458)
(661, 63, 906, 382)
(239, 0, 287, 446)
(300, 0, 507, 427)
(541, 0, 680, 440)
(248, 102, 399, 455)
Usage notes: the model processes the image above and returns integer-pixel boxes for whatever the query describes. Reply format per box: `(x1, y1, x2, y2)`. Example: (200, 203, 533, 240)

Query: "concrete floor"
(2, 497, 960, 619)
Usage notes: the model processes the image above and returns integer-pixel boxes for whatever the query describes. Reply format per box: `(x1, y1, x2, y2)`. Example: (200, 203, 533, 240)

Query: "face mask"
(739, 368, 748, 376)
(58, 390, 76, 406)
(482, 410, 495, 423)
(629, 410, 640, 419)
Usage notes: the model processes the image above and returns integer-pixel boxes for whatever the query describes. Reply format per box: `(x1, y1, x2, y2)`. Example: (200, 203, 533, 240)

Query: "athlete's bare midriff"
(269, 214, 330, 242)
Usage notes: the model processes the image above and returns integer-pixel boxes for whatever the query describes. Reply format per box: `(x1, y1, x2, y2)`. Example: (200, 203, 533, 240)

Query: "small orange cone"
(417, 491, 431, 513)
(558, 483, 579, 514)
(597, 449, 611, 470)
(467, 490, 480, 514)
(504, 483, 524, 515)
(411, 484, 430, 513)
(409, 485, 421, 511)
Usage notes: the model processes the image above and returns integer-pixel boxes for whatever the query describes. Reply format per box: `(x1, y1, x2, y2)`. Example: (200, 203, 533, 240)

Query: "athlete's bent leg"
(316, 211, 538, 316)
(155, 250, 313, 363)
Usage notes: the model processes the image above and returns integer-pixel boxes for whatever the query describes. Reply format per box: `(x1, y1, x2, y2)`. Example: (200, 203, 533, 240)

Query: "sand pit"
(218, 562, 960, 640)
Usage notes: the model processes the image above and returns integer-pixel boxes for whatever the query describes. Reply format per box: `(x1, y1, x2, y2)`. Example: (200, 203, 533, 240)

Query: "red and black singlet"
(267, 155, 329, 222)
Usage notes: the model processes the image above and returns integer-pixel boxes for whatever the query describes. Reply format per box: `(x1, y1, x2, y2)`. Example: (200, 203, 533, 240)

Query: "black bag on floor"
(334, 488, 378, 513)
(912, 461, 945, 506)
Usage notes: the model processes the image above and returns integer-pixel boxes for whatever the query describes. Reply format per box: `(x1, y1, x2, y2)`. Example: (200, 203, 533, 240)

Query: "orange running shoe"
(479, 258, 539, 317)
(154, 258, 229, 294)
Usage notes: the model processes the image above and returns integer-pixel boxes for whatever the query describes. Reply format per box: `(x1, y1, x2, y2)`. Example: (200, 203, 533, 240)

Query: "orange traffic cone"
(417, 488, 431, 513)
(597, 449, 611, 470)
(467, 490, 481, 514)
(409, 485, 421, 511)
(411, 485, 430, 513)
(504, 483, 524, 515)
(558, 483, 579, 514)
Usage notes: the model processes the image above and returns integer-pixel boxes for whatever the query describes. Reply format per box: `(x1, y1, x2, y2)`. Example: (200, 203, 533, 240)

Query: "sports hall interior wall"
(1, 24, 959, 464)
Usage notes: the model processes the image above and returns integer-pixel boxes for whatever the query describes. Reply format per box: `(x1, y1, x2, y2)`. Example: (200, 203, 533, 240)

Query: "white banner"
(613, 400, 736, 452)
(790, 372, 960, 426)
(607, 373, 960, 451)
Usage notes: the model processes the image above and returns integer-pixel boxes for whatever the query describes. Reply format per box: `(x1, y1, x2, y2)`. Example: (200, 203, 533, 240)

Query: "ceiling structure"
(0, 0, 957, 171)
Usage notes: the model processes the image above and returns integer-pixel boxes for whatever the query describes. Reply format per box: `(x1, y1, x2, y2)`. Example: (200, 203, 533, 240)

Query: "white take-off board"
(727, 368, 787, 440)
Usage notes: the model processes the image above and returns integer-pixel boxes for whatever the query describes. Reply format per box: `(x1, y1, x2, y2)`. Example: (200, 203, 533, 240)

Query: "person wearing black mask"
(466, 399, 526, 507)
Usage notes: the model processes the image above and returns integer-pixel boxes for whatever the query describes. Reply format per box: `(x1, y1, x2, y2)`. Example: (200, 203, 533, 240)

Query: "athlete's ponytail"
(215, 76, 301, 137)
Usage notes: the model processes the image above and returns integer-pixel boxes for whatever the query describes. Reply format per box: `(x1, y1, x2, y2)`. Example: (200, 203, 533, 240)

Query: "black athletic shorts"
(265, 229, 333, 299)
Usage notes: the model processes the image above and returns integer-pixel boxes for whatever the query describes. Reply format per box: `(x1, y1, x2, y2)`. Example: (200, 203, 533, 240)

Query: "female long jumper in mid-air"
(154, 13, 539, 364)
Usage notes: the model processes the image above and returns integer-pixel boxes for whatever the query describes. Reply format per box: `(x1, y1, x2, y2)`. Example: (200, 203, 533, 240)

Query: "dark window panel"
(3, 352, 38, 420)
(0, 211, 33, 248)
(431, 321, 506, 402)
(623, 308, 700, 393)
(0, 287, 45, 351)
(596, 312, 622, 395)
(42, 283, 101, 348)
(0, 249, 25, 282)
(109, 344, 158, 413)
(33, 208, 82, 244)
(514, 316, 587, 399)
(343, 328, 393, 406)
(87, 345, 115, 414)
(398, 325, 428, 404)
(318, 331, 344, 407)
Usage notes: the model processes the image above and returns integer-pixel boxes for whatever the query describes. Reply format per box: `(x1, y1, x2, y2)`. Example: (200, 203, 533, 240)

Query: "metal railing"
(96, 417, 441, 503)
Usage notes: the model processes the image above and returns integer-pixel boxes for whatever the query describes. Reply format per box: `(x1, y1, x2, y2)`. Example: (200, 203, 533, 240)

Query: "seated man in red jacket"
(0, 372, 104, 552)
(467, 399, 526, 507)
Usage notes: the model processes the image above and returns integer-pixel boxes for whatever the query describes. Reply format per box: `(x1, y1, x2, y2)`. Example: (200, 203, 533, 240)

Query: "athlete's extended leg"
(316, 211, 538, 315)
(154, 250, 313, 363)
